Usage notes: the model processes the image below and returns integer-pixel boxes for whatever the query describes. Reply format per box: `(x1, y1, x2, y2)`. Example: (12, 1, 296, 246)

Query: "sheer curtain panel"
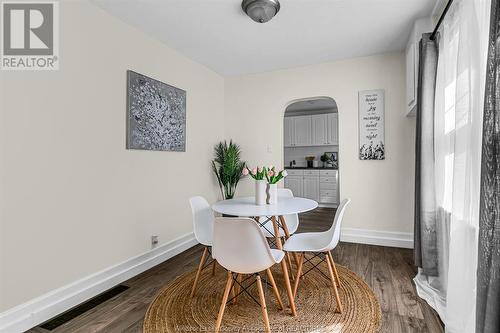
(413, 0, 491, 331)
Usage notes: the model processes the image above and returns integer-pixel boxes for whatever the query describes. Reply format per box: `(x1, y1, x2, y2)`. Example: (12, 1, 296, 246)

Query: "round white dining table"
(212, 196, 318, 217)
(212, 196, 318, 317)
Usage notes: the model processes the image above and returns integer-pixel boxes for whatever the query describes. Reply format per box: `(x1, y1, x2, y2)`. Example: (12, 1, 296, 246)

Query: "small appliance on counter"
(305, 156, 315, 168)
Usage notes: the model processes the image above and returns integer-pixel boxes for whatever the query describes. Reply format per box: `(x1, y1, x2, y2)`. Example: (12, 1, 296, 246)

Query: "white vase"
(255, 180, 267, 205)
(266, 183, 278, 205)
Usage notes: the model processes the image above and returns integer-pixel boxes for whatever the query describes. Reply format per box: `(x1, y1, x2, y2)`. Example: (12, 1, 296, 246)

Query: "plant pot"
(266, 183, 278, 205)
(255, 180, 267, 205)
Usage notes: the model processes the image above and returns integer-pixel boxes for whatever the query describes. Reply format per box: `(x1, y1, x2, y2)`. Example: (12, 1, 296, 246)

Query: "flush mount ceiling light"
(242, 0, 280, 23)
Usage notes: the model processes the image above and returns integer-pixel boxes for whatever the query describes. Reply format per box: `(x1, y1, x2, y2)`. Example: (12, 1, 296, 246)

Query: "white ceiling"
(93, 0, 437, 76)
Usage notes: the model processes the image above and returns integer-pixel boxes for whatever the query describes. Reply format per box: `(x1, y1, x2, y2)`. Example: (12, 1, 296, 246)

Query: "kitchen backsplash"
(284, 146, 338, 167)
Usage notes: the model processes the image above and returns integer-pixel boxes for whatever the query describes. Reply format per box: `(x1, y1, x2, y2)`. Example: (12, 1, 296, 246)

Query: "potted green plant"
(320, 153, 332, 168)
(212, 140, 246, 200)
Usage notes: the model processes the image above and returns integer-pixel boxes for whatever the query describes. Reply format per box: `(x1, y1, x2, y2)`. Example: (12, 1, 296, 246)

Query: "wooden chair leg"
(215, 271, 234, 333)
(232, 274, 242, 304)
(272, 216, 297, 316)
(281, 237, 294, 280)
(293, 253, 304, 297)
(326, 253, 343, 313)
(328, 251, 340, 287)
(286, 252, 295, 280)
(191, 247, 209, 297)
(212, 259, 217, 276)
(279, 215, 300, 268)
(230, 275, 236, 301)
(266, 268, 284, 310)
(292, 252, 300, 271)
(256, 275, 271, 333)
(300, 253, 306, 280)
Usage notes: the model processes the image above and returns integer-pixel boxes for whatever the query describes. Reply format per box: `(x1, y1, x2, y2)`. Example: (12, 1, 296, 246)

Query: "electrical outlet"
(151, 235, 159, 249)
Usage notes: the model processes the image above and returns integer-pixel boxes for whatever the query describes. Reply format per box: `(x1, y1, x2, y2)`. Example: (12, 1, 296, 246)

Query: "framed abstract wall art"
(126, 70, 186, 152)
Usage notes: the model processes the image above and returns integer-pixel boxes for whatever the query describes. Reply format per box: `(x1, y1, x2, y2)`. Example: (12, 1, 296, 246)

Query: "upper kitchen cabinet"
(284, 113, 338, 147)
(284, 117, 295, 147)
(405, 17, 433, 116)
(294, 115, 312, 146)
(284, 115, 311, 147)
(327, 113, 338, 145)
(312, 114, 327, 145)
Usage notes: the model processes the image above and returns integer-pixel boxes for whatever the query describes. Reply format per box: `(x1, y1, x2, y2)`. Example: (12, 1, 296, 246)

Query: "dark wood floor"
(28, 208, 444, 333)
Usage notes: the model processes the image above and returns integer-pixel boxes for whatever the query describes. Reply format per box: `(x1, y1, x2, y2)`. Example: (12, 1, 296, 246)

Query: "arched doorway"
(283, 97, 339, 207)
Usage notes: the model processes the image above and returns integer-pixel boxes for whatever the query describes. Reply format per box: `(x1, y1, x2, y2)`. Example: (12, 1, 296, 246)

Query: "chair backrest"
(325, 198, 351, 250)
(277, 188, 293, 197)
(277, 188, 299, 234)
(189, 196, 214, 246)
(213, 217, 276, 274)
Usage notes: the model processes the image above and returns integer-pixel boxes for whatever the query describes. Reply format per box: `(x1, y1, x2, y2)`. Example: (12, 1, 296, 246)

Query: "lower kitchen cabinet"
(284, 176, 303, 197)
(303, 176, 319, 202)
(284, 169, 338, 204)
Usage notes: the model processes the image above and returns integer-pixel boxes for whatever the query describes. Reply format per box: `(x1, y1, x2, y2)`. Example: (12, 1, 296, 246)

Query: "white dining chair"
(259, 188, 299, 238)
(283, 198, 351, 314)
(257, 188, 300, 277)
(213, 217, 285, 333)
(189, 196, 217, 297)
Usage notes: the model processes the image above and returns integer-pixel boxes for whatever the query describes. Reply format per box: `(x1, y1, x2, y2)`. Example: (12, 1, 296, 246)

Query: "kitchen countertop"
(285, 167, 338, 170)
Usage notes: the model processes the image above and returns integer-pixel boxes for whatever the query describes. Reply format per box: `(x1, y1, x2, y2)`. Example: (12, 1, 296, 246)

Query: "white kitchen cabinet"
(319, 169, 338, 204)
(303, 176, 319, 201)
(303, 169, 319, 176)
(285, 113, 337, 147)
(284, 176, 303, 197)
(293, 115, 312, 146)
(312, 114, 327, 146)
(284, 117, 294, 147)
(327, 113, 338, 145)
(284, 169, 338, 205)
(405, 17, 433, 116)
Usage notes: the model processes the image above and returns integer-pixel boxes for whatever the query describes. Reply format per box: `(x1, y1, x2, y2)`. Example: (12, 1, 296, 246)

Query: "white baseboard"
(341, 227, 414, 249)
(0, 233, 198, 333)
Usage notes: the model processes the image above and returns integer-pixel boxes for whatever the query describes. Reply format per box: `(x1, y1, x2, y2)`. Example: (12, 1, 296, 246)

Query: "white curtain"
(414, 0, 491, 332)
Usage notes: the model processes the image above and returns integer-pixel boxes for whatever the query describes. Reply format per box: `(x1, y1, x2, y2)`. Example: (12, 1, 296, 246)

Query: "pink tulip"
(257, 167, 263, 173)
(251, 168, 257, 175)
(268, 170, 274, 177)
(242, 168, 249, 176)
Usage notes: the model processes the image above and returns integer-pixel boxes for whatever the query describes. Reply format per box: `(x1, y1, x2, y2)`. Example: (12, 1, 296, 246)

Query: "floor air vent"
(39, 284, 130, 330)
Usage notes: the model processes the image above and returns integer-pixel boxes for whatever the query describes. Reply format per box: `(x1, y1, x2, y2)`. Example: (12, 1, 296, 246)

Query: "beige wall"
(0, 1, 224, 311)
(0, 2, 415, 313)
(225, 53, 415, 234)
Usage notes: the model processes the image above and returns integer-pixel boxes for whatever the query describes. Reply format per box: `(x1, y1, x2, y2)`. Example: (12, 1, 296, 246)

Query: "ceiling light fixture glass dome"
(241, 0, 280, 23)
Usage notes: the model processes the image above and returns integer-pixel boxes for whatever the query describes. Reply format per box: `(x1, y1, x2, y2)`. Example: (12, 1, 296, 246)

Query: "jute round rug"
(144, 264, 381, 333)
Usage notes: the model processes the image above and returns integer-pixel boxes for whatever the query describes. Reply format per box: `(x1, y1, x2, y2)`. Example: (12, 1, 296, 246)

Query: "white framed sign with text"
(358, 89, 385, 160)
